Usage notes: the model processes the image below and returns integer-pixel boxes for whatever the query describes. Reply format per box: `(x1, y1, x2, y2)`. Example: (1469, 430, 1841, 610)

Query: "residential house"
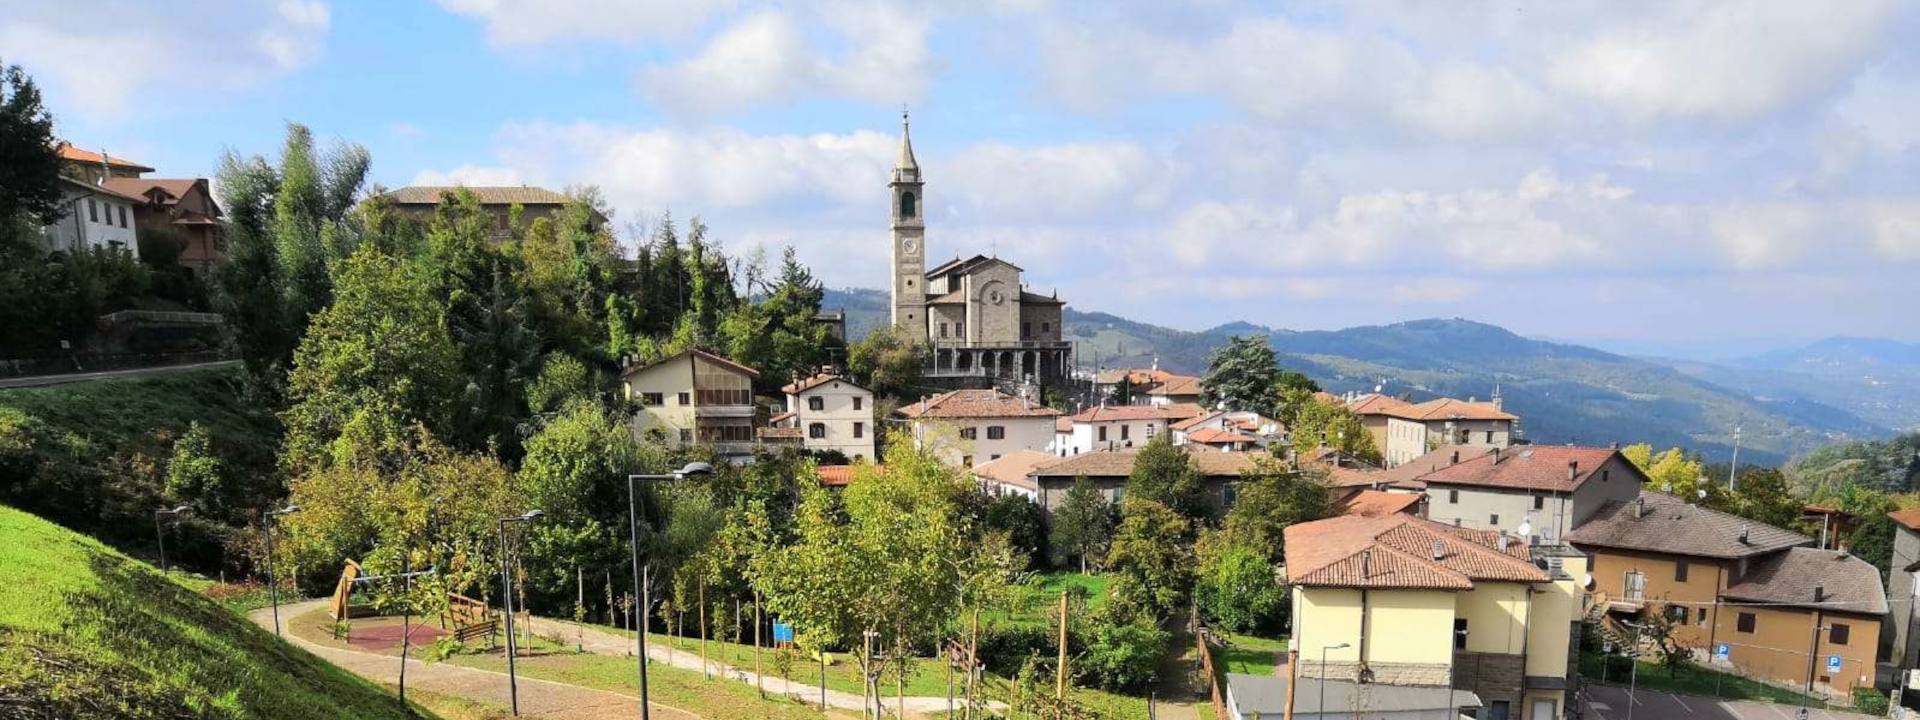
(815, 464, 878, 489)
(380, 186, 601, 240)
(45, 176, 141, 257)
(1057, 403, 1205, 456)
(1349, 393, 1517, 467)
(1172, 410, 1285, 451)
(970, 450, 1052, 500)
(1418, 445, 1644, 542)
(1887, 509, 1920, 669)
(1282, 514, 1588, 720)
(621, 349, 759, 463)
(105, 177, 225, 273)
(1143, 374, 1203, 406)
(894, 388, 1061, 467)
(1336, 489, 1427, 518)
(780, 372, 876, 461)
(1090, 366, 1202, 406)
(1029, 447, 1266, 521)
(1567, 492, 1886, 694)
(56, 143, 151, 183)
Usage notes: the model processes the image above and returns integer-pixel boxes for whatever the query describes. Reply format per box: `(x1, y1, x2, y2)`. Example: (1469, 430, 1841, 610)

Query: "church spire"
(894, 108, 919, 180)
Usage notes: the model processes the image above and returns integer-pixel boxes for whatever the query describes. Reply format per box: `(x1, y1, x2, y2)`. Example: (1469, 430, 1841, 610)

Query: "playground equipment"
(327, 560, 373, 621)
(326, 560, 495, 645)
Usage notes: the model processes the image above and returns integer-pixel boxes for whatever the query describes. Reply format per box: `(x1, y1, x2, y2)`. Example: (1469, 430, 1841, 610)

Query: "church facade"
(887, 114, 1073, 387)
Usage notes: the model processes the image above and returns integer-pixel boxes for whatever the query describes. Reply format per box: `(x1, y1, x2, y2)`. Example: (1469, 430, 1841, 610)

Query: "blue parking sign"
(1714, 643, 1729, 660)
(1827, 654, 1842, 673)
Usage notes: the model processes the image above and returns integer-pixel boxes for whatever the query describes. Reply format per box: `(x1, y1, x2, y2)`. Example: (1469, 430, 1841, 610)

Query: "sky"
(8, 0, 1920, 352)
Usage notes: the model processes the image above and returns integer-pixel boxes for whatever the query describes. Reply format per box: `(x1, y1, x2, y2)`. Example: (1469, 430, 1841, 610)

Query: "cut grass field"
(0, 503, 439, 719)
(1215, 633, 1287, 676)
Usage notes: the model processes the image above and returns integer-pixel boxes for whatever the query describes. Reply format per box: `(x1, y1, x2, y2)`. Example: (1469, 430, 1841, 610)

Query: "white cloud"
(411, 165, 527, 187)
(636, 4, 932, 117)
(1835, 65, 1920, 152)
(943, 141, 1171, 218)
(0, 1, 334, 118)
(431, 0, 729, 46)
(1869, 202, 1920, 261)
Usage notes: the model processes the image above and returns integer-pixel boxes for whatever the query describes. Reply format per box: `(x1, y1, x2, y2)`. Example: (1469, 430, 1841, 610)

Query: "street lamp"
(1320, 642, 1350, 718)
(1802, 623, 1833, 720)
(153, 505, 190, 574)
(498, 509, 545, 716)
(627, 462, 714, 720)
(264, 504, 300, 637)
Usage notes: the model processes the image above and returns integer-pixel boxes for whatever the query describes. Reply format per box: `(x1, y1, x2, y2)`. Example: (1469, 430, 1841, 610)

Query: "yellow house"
(1283, 514, 1588, 720)
(621, 349, 760, 461)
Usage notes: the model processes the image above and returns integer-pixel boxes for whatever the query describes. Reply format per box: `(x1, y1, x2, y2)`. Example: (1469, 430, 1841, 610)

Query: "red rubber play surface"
(343, 621, 448, 651)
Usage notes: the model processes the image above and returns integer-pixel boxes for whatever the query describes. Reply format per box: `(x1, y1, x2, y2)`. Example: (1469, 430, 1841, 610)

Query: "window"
(899, 191, 916, 218)
(990, 454, 1001, 461)
(678, 429, 693, 443)
(88, 199, 98, 222)
(809, 397, 825, 411)
(1454, 618, 1468, 649)
(1022, 322, 1032, 338)
(962, 455, 973, 467)
(1667, 605, 1688, 625)
(1534, 496, 1544, 510)
(1675, 561, 1689, 583)
(853, 397, 863, 410)
(1041, 322, 1050, 335)
(1490, 514, 1499, 527)
(1121, 425, 1130, 440)
(960, 427, 978, 440)
(495, 211, 509, 231)
(119, 206, 129, 227)
(1698, 608, 1708, 623)
(956, 321, 964, 336)
(1624, 571, 1646, 601)
(1736, 612, 1756, 633)
(1449, 490, 1459, 504)
(677, 392, 690, 405)
(853, 422, 865, 439)
(809, 423, 827, 439)
(1831, 624, 1850, 645)
(940, 323, 949, 338)
(641, 392, 665, 406)
(987, 426, 1005, 440)
(1224, 483, 1238, 508)
(1603, 470, 1610, 482)
(1098, 426, 1108, 442)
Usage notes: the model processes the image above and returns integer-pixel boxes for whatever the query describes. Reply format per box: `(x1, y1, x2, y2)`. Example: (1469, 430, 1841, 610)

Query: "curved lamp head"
(271, 504, 301, 516)
(160, 505, 191, 515)
(520, 509, 546, 521)
(1327, 642, 1351, 650)
(676, 461, 715, 477)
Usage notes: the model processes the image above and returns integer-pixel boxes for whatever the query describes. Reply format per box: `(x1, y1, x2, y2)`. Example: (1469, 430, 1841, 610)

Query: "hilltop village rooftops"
(1565, 490, 1812, 559)
(1419, 445, 1630, 492)
(1283, 513, 1547, 590)
(1030, 447, 1268, 479)
(894, 389, 1060, 419)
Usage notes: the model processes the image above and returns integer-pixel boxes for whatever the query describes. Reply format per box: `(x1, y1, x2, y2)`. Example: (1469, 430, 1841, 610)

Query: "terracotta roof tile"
(971, 450, 1052, 491)
(758, 427, 803, 439)
(1067, 403, 1205, 422)
(1888, 508, 1920, 531)
(1565, 491, 1811, 559)
(1283, 514, 1547, 589)
(1418, 445, 1629, 492)
(895, 389, 1060, 419)
(1380, 398, 1517, 422)
(1187, 427, 1256, 444)
(1346, 393, 1411, 415)
(1032, 447, 1266, 478)
(1719, 546, 1888, 615)
(816, 464, 882, 487)
(1336, 490, 1424, 518)
(1171, 410, 1223, 432)
(57, 143, 154, 171)
(1146, 375, 1202, 397)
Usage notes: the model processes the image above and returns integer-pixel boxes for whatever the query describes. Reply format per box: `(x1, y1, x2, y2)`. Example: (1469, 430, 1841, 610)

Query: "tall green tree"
(423, 190, 542, 454)
(1126, 433, 1208, 520)
(849, 326, 925, 400)
(1288, 399, 1382, 465)
(0, 60, 62, 225)
(1200, 335, 1282, 416)
(1051, 477, 1115, 572)
(1105, 497, 1194, 618)
(1218, 457, 1333, 564)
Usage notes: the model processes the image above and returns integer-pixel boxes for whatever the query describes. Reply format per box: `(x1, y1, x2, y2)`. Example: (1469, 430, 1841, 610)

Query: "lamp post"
(399, 496, 444, 710)
(1802, 623, 1832, 720)
(264, 504, 300, 637)
(628, 462, 714, 720)
(499, 509, 546, 716)
(1319, 642, 1350, 719)
(153, 505, 190, 574)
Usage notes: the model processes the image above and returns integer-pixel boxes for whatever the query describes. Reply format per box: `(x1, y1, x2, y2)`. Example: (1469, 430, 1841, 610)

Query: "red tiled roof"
(1055, 418, 1072, 433)
(1187, 427, 1256, 444)
(1336, 490, 1424, 518)
(769, 411, 795, 425)
(1031, 447, 1267, 478)
(782, 373, 867, 395)
(57, 143, 154, 171)
(817, 464, 882, 487)
(1381, 398, 1516, 422)
(1890, 508, 1920, 531)
(1417, 445, 1629, 492)
(1346, 393, 1411, 415)
(57, 176, 146, 202)
(1284, 514, 1546, 590)
(1146, 375, 1202, 397)
(895, 389, 1060, 419)
(104, 177, 208, 207)
(1067, 403, 1205, 422)
(758, 427, 803, 439)
(971, 450, 1051, 491)
(1171, 410, 1222, 432)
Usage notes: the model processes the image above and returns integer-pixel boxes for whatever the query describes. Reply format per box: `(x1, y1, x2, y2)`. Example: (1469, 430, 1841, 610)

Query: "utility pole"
(1729, 425, 1743, 491)
(1057, 592, 1070, 699)
(699, 580, 709, 681)
(754, 592, 764, 698)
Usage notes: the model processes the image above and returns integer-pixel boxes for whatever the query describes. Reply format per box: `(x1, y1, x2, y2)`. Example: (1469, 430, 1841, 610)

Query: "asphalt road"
(0, 360, 240, 389)
(1583, 684, 1880, 720)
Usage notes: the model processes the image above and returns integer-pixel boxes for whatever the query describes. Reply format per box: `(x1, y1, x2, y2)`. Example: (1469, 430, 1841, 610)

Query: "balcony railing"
(927, 340, 1072, 351)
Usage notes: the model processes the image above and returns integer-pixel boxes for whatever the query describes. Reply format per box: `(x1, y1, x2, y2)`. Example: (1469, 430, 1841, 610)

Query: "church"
(886, 113, 1073, 388)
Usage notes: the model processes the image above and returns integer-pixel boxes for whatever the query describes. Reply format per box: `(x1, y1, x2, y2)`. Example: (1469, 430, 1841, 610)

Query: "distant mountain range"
(822, 288, 1916, 464)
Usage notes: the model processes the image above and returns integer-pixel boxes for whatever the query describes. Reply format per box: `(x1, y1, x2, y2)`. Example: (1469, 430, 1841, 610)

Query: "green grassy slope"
(0, 503, 434, 719)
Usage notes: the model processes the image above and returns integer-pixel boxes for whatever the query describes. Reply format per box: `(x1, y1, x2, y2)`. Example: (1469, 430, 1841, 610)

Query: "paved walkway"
(1584, 685, 1880, 720)
(249, 600, 700, 719)
(0, 359, 240, 388)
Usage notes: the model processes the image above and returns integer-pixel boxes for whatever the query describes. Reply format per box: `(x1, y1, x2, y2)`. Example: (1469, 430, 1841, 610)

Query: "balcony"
(694, 404, 756, 418)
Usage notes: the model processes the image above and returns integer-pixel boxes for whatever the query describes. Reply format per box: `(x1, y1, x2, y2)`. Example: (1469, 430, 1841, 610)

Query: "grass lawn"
(1579, 652, 1833, 708)
(987, 572, 1112, 627)
(0, 503, 438, 719)
(564, 619, 960, 698)
(1215, 634, 1288, 676)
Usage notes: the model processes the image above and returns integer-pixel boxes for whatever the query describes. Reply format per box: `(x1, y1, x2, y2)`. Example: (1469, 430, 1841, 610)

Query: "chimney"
(1739, 525, 1750, 543)
(1610, 441, 1620, 450)
(1450, 450, 1461, 465)
(1498, 533, 1510, 552)
(1360, 549, 1372, 585)
(98, 149, 110, 185)
(1635, 496, 1647, 518)
(1432, 540, 1445, 561)
(1491, 447, 1503, 464)
(1568, 460, 1579, 482)
(1814, 585, 1826, 603)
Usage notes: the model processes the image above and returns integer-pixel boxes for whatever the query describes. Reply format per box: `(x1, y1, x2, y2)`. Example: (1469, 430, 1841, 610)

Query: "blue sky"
(9, 0, 1920, 352)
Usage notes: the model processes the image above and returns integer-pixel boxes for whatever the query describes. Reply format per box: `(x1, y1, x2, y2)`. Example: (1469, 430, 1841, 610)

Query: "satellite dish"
(1696, 489, 1708, 500)
(1581, 573, 1596, 590)
(1516, 517, 1533, 538)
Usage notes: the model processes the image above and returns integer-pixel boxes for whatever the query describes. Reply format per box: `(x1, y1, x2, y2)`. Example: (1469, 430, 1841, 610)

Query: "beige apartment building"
(1349, 394, 1517, 467)
(1418, 445, 1644, 542)
(894, 388, 1060, 467)
(1568, 492, 1886, 695)
(779, 372, 876, 461)
(1283, 514, 1588, 720)
(1028, 447, 1264, 522)
(621, 349, 759, 462)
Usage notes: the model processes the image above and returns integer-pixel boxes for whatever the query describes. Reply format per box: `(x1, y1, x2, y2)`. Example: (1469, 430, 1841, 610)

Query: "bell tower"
(889, 110, 927, 337)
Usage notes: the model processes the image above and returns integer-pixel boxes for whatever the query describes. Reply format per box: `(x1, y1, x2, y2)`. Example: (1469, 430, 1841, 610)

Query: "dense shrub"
(1853, 688, 1889, 715)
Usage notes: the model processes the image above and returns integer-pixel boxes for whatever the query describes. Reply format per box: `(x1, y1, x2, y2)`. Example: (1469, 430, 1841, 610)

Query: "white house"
(621, 349, 760, 463)
(894, 388, 1060, 467)
(969, 450, 1052, 500)
(781, 372, 876, 462)
(45, 176, 141, 258)
(1057, 403, 1205, 456)
(1171, 410, 1285, 451)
